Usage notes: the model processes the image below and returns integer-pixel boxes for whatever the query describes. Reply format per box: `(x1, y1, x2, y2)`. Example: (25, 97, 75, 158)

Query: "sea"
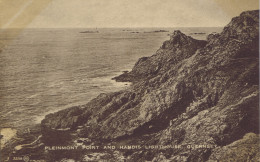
(0, 27, 223, 130)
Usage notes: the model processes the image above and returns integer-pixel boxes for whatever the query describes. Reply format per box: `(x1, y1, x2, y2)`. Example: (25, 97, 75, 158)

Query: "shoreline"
(0, 69, 133, 153)
(0, 27, 221, 132)
(1, 10, 259, 161)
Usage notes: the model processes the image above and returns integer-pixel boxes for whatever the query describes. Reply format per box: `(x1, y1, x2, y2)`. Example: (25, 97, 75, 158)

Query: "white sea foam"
(0, 128, 17, 148)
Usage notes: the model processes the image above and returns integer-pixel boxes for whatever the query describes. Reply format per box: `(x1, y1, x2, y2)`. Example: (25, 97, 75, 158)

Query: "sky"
(0, 0, 259, 28)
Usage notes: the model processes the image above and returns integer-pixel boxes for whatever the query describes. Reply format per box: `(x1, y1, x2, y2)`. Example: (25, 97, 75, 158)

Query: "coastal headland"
(1, 10, 259, 162)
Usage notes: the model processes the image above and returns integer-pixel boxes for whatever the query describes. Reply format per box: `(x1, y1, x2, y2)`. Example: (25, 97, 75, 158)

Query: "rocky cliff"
(8, 10, 259, 161)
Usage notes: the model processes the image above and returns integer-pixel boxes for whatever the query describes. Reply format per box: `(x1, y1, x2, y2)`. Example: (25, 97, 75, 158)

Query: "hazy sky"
(1, 0, 259, 28)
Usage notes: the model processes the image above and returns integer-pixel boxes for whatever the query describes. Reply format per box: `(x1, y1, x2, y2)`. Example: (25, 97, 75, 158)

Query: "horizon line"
(2, 26, 224, 29)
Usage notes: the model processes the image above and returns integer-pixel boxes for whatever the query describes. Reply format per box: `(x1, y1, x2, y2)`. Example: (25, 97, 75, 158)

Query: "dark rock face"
(208, 133, 260, 161)
(113, 30, 207, 82)
(41, 10, 259, 161)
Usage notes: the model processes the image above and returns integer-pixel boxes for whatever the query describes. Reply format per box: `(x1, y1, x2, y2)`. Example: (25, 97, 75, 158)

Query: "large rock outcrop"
(39, 10, 259, 161)
(113, 30, 207, 82)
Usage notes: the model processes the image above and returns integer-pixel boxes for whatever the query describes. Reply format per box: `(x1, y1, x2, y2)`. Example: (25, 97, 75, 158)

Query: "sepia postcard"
(0, 0, 259, 161)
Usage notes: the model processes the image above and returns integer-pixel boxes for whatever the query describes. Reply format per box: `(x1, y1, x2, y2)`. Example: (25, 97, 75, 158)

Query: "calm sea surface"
(0, 27, 222, 129)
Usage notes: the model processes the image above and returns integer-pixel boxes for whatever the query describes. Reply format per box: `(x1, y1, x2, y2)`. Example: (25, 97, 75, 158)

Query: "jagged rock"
(113, 30, 207, 82)
(40, 10, 259, 161)
(208, 133, 260, 161)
